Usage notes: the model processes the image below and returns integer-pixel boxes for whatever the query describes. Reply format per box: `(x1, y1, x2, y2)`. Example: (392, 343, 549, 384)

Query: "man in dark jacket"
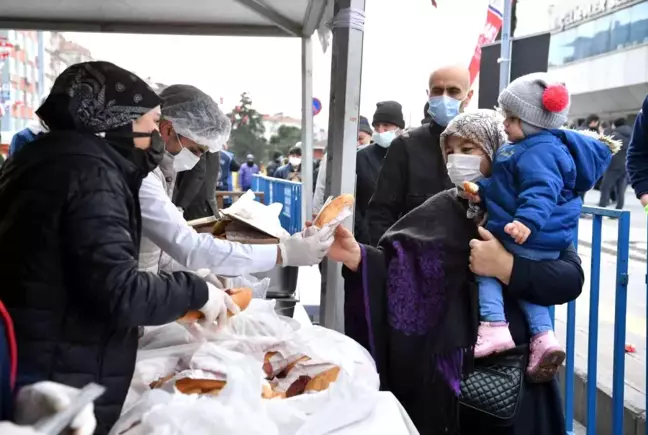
(173, 151, 221, 219)
(217, 146, 240, 207)
(266, 151, 283, 177)
(275, 145, 302, 181)
(598, 118, 630, 209)
(628, 96, 648, 209)
(357, 116, 373, 148)
(355, 101, 405, 245)
(366, 65, 472, 245)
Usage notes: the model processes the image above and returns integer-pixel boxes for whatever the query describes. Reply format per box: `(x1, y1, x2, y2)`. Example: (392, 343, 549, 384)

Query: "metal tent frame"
(0, 0, 366, 332)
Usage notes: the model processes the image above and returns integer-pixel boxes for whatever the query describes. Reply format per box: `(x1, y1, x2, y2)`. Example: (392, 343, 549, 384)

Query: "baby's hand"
(505, 220, 531, 244)
(466, 192, 481, 203)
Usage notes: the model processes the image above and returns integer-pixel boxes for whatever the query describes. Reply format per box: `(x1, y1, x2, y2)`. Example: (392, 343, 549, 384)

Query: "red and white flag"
(468, 0, 504, 86)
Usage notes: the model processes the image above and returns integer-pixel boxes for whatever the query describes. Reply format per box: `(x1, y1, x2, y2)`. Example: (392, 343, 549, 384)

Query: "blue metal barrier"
(560, 206, 631, 435)
(252, 175, 302, 234)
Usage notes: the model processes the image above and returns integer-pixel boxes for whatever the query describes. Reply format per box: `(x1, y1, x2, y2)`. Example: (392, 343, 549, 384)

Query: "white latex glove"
(0, 422, 43, 435)
(194, 269, 225, 288)
(14, 381, 96, 435)
(198, 282, 240, 326)
(278, 227, 334, 267)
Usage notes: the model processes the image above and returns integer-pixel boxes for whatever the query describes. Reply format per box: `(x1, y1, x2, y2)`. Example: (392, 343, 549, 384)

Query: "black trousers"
(598, 168, 628, 210)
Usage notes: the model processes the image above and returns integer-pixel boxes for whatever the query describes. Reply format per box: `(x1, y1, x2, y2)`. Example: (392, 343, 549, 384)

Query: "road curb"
(578, 238, 646, 262)
(559, 365, 646, 435)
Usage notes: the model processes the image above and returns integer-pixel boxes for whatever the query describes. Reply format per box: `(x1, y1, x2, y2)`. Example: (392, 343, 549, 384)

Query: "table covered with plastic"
(110, 299, 419, 435)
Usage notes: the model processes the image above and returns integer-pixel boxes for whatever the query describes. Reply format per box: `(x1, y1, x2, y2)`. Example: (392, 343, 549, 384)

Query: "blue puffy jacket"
(479, 129, 612, 251)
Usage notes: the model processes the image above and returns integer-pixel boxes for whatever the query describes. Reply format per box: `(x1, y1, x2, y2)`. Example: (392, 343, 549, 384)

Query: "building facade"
(0, 30, 93, 144)
(516, 0, 648, 125)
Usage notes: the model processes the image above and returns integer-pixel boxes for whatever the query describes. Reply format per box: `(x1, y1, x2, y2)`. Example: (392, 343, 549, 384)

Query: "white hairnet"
(160, 84, 231, 152)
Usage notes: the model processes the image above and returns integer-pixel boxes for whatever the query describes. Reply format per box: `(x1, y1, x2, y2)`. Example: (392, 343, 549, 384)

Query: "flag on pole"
(467, 0, 504, 86)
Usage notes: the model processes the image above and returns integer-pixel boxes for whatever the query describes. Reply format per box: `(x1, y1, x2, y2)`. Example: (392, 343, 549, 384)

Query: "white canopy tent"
(0, 0, 365, 332)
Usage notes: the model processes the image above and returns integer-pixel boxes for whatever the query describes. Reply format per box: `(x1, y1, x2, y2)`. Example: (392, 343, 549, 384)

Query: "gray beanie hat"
(498, 72, 570, 132)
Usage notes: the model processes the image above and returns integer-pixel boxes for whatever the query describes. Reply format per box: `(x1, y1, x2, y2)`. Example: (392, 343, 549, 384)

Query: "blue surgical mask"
(372, 130, 397, 148)
(427, 95, 462, 127)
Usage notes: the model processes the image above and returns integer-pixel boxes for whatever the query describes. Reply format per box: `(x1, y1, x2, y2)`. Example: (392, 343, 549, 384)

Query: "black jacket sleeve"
(507, 245, 584, 306)
(627, 95, 648, 198)
(366, 138, 409, 246)
(174, 155, 207, 210)
(62, 170, 208, 328)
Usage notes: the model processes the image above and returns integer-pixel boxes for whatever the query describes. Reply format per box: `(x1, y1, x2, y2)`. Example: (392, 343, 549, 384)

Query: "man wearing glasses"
(139, 84, 332, 276)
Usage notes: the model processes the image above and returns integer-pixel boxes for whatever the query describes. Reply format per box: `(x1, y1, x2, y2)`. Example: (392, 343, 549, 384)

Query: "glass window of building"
(549, 1, 648, 66)
(611, 6, 632, 50)
(630, 1, 648, 46)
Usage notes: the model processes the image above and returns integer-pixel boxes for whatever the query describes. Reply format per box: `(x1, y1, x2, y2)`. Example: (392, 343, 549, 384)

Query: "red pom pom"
(542, 85, 569, 113)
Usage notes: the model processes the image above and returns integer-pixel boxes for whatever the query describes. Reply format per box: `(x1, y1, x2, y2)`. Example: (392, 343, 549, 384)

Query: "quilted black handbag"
(458, 345, 527, 426)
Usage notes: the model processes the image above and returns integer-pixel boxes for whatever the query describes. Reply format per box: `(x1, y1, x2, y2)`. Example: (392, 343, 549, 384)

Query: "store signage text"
(555, 0, 636, 30)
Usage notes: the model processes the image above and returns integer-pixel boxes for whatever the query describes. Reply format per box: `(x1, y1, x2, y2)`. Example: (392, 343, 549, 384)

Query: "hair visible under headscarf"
(439, 109, 507, 161)
(37, 61, 160, 133)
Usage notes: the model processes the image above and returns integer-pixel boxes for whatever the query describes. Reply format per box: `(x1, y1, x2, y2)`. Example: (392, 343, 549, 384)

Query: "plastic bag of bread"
(112, 345, 273, 435)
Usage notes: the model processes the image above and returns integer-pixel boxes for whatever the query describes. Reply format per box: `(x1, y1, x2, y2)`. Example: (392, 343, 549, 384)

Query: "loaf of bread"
(174, 378, 226, 395)
(305, 367, 340, 392)
(177, 288, 253, 323)
(313, 194, 355, 228)
(463, 181, 480, 194)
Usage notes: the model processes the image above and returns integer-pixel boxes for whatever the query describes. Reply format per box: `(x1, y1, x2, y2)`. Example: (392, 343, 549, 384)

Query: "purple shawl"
(343, 189, 479, 435)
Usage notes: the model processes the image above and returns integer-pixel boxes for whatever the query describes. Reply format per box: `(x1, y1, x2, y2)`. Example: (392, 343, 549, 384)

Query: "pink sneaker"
(526, 331, 565, 383)
(474, 322, 516, 358)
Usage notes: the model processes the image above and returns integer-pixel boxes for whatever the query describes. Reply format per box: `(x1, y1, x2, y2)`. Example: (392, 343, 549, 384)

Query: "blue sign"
(312, 98, 322, 116)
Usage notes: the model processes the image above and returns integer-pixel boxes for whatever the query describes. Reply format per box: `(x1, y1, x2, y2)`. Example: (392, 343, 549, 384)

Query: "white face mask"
(173, 148, 200, 172)
(289, 157, 302, 167)
(446, 154, 483, 187)
(372, 130, 397, 148)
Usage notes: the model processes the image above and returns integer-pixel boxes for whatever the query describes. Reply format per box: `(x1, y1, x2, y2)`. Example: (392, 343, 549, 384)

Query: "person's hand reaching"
(469, 227, 514, 285)
(14, 381, 97, 435)
(198, 282, 239, 326)
(505, 220, 531, 244)
(327, 225, 362, 272)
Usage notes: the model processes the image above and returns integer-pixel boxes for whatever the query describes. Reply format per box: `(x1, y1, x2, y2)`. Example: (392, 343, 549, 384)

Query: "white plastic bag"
(225, 274, 271, 299)
(113, 345, 277, 435)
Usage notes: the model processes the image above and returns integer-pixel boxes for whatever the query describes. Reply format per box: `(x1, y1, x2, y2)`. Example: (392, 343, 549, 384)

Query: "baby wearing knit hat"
(468, 73, 618, 382)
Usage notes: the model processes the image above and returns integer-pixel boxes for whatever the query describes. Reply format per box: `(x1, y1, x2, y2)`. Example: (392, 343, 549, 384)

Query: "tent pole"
(300, 36, 314, 227)
(320, 0, 365, 332)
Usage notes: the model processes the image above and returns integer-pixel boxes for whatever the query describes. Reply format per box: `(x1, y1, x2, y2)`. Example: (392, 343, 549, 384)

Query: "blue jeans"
(478, 242, 560, 337)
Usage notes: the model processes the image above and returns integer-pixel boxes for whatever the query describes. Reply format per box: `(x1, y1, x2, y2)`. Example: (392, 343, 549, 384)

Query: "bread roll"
(175, 378, 226, 394)
(314, 194, 354, 228)
(305, 367, 341, 392)
(177, 288, 252, 323)
(463, 181, 479, 194)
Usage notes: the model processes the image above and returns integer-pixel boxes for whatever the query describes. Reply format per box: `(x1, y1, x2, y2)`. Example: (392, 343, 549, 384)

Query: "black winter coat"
(609, 124, 631, 172)
(0, 132, 209, 434)
(355, 143, 387, 245)
(367, 122, 452, 245)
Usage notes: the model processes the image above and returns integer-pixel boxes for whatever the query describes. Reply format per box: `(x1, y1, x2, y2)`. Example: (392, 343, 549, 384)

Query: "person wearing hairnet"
(139, 84, 332, 276)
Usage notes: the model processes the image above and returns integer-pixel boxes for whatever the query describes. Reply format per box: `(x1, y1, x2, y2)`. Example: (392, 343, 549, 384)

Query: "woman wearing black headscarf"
(0, 62, 231, 434)
(327, 110, 583, 435)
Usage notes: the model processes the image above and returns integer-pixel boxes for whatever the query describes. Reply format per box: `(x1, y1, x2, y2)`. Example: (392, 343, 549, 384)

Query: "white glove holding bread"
(279, 194, 354, 268)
